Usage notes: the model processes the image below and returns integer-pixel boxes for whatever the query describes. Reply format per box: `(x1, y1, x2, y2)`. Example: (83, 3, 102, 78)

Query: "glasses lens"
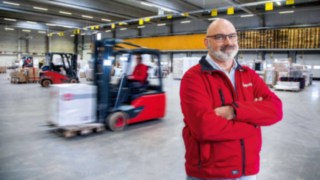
(228, 34, 238, 41)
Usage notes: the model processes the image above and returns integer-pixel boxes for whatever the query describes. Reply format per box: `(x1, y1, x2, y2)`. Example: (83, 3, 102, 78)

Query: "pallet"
(54, 123, 106, 138)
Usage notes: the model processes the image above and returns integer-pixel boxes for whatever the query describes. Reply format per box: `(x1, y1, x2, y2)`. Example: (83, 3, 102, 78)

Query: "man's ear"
(204, 38, 209, 49)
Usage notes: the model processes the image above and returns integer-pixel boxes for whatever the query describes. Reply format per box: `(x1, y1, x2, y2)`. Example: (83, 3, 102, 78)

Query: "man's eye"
(215, 35, 224, 40)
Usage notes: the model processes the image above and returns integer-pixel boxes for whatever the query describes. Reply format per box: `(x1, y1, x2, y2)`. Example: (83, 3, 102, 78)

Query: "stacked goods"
(264, 69, 277, 87)
(316, 27, 320, 48)
(248, 31, 260, 49)
(238, 27, 320, 49)
(24, 67, 39, 82)
(258, 30, 265, 48)
(9, 67, 40, 83)
(10, 68, 28, 83)
(265, 30, 273, 49)
(172, 57, 199, 80)
(237, 32, 243, 48)
(85, 69, 94, 81)
(287, 29, 294, 48)
(0, 66, 6, 73)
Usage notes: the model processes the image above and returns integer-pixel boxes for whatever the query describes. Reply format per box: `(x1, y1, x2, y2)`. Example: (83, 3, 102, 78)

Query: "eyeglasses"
(206, 33, 238, 42)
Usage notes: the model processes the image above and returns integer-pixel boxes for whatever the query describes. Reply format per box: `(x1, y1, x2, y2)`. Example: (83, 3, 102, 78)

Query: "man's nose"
(224, 37, 233, 45)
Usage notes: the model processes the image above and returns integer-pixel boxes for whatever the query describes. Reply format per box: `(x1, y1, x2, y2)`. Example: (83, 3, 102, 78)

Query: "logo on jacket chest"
(242, 82, 253, 88)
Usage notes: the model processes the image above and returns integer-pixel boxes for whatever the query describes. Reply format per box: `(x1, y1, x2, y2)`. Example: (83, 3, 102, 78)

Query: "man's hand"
(214, 106, 235, 120)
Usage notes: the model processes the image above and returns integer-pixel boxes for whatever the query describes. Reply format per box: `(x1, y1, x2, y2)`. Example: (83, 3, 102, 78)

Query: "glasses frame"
(206, 33, 238, 42)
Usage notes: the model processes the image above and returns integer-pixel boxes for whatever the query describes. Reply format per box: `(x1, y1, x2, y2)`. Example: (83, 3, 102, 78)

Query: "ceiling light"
(279, 10, 294, 14)
(59, 11, 72, 15)
(181, 20, 191, 24)
(241, 14, 254, 18)
(82, 15, 93, 19)
(137, 25, 145, 28)
(62, 25, 74, 28)
(101, 18, 111, 22)
(157, 23, 166, 26)
(3, 1, 20, 6)
(160, 6, 174, 12)
(33, 6, 48, 11)
(46, 23, 56, 26)
(26, 21, 37, 24)
(5, 27, 15, 31)
(140, 2, 153, 7)
(274, 0, 281, 6)
(208, 17, 218, 21)
(4, 18, 16, 21)
(139, 1, 176, 12)
(120, 28, 127, 31)
(22, 29, 31, 32)
(38, 31, 46, 34)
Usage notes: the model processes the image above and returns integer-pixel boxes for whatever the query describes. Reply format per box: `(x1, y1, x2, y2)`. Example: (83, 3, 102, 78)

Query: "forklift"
(49, 39, 166, 137)
(39, 53, 79, 87)
(93, 39, 166, 131)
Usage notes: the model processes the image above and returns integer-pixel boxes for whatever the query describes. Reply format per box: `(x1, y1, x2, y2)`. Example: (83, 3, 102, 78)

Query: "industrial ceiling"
(0, 0, 319, 34)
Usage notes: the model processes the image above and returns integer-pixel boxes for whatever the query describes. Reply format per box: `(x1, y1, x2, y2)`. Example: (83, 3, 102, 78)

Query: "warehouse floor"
(0, 73, 320, 180)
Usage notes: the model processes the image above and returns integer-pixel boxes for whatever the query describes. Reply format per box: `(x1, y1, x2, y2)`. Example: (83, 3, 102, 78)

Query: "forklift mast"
(93, 39, 117, 123)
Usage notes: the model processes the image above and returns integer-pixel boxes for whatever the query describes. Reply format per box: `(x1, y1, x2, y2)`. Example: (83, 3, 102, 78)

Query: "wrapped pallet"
(50, 84, 96, 126)
(172, 57, 199, 80)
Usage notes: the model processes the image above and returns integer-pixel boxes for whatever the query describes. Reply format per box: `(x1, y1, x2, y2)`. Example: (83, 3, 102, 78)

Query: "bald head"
(204, 18, 239, 63)
(206, 18, 237, 36)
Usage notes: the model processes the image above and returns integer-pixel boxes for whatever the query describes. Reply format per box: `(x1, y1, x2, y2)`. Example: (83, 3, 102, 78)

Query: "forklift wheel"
(106, 112, 127, 131)
(70, 79, 78, 83)
(41, 79, 51, 87)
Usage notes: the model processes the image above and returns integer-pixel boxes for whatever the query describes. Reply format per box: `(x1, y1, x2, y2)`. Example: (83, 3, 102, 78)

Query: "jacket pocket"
(183, 127, 212, 167)
(199, 143, 211, 167)
(213, 141, 241, 168)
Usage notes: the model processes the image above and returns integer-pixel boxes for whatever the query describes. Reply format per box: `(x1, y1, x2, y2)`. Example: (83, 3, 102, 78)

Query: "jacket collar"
(199, 55, 243, 72)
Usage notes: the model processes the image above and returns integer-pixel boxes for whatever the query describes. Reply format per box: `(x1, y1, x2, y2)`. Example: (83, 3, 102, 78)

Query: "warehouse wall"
(29, 34, 46, 54)
(49, 35, 74, 53)
(0, 25, 75, 66)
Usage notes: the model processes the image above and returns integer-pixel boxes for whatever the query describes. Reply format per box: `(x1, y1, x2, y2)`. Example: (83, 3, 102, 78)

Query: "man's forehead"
(210, 25, 236, 34)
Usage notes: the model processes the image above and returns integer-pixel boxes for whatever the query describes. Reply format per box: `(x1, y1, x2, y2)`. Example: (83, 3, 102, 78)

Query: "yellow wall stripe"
(124, 34, 206, 50)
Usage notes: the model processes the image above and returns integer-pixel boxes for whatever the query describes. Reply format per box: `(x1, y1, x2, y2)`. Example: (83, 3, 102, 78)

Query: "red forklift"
(93, 39, 166, 131)
(49, 40, 166, 137)
(39, 53, 79, 87)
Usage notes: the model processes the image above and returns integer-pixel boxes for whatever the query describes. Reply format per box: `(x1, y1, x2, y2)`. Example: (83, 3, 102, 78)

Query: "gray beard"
(210, 49, 238, 62)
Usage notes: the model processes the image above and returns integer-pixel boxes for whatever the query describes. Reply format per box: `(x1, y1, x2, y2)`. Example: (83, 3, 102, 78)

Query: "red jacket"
(130, 64, 148, 84)
(180, 56, 283, 179)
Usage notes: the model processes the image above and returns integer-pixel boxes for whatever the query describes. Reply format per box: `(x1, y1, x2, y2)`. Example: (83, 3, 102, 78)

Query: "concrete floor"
(0, 73, 319, 180)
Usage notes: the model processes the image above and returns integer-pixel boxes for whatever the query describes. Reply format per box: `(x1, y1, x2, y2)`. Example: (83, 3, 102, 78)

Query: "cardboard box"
(24, 67, 39, 82)
(50, 84, 97, 126)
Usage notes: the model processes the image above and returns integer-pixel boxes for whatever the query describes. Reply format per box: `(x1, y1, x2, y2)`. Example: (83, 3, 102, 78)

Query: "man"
(180, 18, 283, 180)
(127, 54, 148, 85)
(127, 54, 148, 92)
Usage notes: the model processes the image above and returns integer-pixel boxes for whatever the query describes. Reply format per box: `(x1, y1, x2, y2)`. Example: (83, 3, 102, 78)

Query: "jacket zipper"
(198, 142, 202, 168)
(218, 89, 225, 106)
(240, 139, 246, 175)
